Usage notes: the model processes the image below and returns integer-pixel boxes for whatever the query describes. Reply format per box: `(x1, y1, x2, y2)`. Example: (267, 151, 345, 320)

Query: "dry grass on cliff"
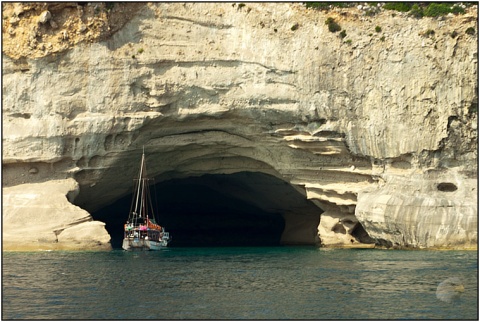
(2, 2, 145, 60)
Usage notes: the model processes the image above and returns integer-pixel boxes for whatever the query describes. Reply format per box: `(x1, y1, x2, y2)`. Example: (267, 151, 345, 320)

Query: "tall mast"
(142, 146, 148, 221)
(133, 147, 145, 216)
(142, 146, 148, 225)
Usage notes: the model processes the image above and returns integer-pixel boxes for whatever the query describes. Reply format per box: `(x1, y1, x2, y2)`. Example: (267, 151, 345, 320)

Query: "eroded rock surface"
(2, 3, 478, 250)
(3, 179, 111, 250)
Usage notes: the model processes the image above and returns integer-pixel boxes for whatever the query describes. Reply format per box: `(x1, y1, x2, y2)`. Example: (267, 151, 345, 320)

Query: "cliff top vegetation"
(305, 2, 474, 17)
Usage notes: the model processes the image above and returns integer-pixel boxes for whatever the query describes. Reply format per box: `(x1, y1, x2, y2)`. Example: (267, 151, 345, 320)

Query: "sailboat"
(122, 149, 170, 251)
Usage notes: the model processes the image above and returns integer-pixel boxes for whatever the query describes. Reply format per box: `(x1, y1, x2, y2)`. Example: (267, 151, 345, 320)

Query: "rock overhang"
(66, 129, 327, 247)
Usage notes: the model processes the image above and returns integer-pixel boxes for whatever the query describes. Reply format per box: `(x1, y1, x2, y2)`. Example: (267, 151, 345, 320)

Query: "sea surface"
(2, 247, 478, 320)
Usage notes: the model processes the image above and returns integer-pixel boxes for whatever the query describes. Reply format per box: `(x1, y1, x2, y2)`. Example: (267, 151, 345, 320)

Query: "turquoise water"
(2, 247, 477, 320)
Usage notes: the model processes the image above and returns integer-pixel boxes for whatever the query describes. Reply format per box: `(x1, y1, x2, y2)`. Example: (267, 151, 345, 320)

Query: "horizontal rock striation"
(356, 173, 477, 249)
(2, 3, 478, 250)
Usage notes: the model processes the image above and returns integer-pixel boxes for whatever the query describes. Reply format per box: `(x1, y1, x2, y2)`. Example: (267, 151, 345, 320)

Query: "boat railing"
(125, 223, 168, 236)
(125, 223, 154, 230)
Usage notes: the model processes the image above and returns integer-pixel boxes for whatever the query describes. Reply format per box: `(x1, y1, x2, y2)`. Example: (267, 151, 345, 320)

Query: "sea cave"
(91, 172, 322, 248)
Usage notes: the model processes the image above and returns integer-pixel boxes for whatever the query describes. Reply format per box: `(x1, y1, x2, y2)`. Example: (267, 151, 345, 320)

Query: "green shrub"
(468, 102, 478, 114)
(365, 7, 379, 16)
(340, 30, 347, 38)
(423, 29, 435, 37)
(375, 26, 382, 33)
(383, 2, 412, 12)
(380, 36, 385, 41)
(328, 22, 341, 32)
(325, 17, 335, 24)
(106, 2, 115, 11)
(238, 3, 245, 9)
(305, 2, 331, 10)
(291, 23, 299, 31)
(466, 27, 476, 35)
(325, 17, 341, 33)
(345, 39, 352, 45)
(424, 3, 452, 17)
(409, 4, 424, 18)
(137, 48, 144, 54)
(334, 2, 354, 8)
(451, 5, 465, 15)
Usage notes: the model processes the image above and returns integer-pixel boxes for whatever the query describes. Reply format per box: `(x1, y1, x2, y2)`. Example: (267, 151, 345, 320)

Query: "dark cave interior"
(92, 172, 320, 248)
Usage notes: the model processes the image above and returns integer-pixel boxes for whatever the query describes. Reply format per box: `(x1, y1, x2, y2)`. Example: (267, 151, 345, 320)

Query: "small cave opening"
(437, 182, 458, 192)
(92, 172, 321, 248)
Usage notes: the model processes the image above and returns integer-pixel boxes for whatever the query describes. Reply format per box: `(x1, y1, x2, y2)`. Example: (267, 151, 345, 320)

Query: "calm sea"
(2, 247, 478, 320)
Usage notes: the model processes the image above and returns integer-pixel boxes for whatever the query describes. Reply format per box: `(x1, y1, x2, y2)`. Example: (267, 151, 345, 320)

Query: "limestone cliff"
(2, 3, 478, 250)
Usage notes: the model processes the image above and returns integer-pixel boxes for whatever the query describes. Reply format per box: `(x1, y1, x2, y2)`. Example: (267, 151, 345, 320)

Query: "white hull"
(122, 238, 169, 251)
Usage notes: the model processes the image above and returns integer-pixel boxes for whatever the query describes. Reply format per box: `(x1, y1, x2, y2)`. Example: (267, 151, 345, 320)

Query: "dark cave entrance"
(92, 172, 320, 248)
